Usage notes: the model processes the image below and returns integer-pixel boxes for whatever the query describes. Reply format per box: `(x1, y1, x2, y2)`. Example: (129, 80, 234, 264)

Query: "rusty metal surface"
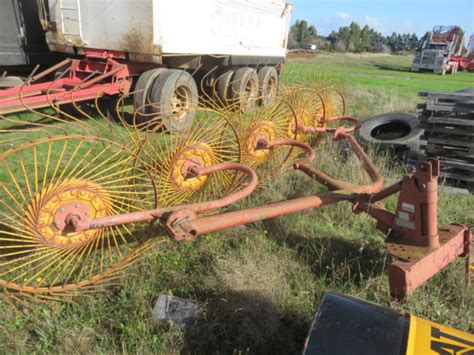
(388, 224, 467, 298)
(69, 162, 259, 233)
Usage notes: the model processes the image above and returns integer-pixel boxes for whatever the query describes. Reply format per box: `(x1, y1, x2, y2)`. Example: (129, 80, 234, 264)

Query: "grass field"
(0, 53, 473, 353)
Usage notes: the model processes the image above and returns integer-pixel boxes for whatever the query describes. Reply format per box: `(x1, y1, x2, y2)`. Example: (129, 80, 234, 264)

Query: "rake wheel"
(317, 87, 347, 120)
(280, 86, 323, 143)
(221, 100, 303, 186)
(136, 108, 241, 207)
(0, 135, 157, 306)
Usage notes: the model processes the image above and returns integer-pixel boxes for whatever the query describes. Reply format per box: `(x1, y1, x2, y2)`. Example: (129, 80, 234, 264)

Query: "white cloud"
(336, 12, 351, 20)
(364, 15, 383, 28)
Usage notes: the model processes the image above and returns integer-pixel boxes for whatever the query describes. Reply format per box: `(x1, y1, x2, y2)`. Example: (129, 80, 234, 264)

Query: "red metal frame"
(60, 117, 471, 299)
(0, 52, 158, 115)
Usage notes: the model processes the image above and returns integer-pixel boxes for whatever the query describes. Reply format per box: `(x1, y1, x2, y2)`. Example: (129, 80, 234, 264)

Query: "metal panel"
(45, 0, 292, 60)
(0, 1, 26, 65)
(0, 1, 52, 67)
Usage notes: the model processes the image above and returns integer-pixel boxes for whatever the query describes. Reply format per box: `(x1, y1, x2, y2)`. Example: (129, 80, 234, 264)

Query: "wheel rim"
(241, 79, 257, 112)
(265, 76, 278, 103)
(171, 85, 193, 121)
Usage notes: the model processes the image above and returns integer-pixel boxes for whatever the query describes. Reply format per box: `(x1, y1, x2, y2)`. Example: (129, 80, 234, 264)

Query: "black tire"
(231, 67, 259, 113)
(149, 69, 198, 133)
(215, 69, 234, 107)
(355, 112, 424, 157)
(258, 66, 279, 107)
(133, 68, 168, 123)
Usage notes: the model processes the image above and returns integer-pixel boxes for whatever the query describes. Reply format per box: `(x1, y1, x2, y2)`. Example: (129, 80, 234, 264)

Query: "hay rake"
(0, 74, 470, 309)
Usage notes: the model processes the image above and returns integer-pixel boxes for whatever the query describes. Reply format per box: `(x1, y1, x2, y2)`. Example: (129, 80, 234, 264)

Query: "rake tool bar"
(68, 162, 259, 233)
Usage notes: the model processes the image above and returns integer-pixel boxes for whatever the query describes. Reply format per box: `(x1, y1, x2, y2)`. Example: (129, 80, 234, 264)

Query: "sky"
(291, 0, 474, 40)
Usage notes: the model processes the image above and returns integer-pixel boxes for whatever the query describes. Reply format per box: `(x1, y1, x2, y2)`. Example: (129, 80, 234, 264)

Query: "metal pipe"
(68, 162, 258, 232)
(188, 190, 353, 235)
(263, 139, 316, 165)
(296, 132, 383, 194)
(304, 116, 361, 134)
(77, 63, 126, 90)
(31, 58, 73, 82)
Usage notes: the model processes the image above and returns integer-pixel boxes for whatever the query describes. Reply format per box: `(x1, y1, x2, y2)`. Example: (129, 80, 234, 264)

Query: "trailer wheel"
(258, 66, 279, 107)
(215, 69, 234, 107)
(133, 68, 168, 124)
(149, 69, 198, 133)
(231, 67, 259, 113)
(0, 76, 24, 88)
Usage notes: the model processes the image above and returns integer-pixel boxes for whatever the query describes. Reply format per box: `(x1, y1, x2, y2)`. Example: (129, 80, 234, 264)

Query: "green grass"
(283, 53, 474, 118)
(0, 53, 473, 353)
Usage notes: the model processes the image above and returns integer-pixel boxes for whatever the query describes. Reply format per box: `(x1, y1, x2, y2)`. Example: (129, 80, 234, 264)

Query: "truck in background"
(466, 34, 474, 72)
(411, 25, 464, 75)
(0, 0, 293, 133)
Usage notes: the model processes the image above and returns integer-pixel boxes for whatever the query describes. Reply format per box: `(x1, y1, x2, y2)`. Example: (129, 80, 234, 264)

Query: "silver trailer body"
(0, 0, 51, 67)
(43, 0, 292, 64)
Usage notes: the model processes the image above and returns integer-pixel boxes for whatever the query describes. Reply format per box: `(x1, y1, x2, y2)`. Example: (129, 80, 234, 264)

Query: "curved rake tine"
(199, 65, 221, 108)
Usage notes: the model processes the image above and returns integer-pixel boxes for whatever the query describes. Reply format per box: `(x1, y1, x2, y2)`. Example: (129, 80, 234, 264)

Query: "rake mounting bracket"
(163, 209, 198, 242)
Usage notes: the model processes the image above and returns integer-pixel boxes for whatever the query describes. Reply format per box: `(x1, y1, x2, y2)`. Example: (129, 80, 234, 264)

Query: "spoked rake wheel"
(0, 135, 157, 306)
(136, 108, 241, 207)
(317, 87, 347, 120)
(223, 101, 304, 186)
(280, 86, 323, 142)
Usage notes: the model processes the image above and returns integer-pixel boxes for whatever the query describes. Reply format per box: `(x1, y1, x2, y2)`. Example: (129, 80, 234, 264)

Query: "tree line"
(289, 20, 427, 53)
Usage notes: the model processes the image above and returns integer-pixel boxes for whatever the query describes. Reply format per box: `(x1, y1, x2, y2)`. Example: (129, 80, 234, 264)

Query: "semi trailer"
(0, 0, 293, 132)
(411, 25, 464, 75)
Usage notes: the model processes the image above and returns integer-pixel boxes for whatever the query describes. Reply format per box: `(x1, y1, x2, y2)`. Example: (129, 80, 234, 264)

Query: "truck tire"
(231, 67, 259, 113)
(149, 69, 198, 133)
(258, 66, 279, 107)
(0, 76, 23, 88)
(215, 69, 234, 107)
(355, 112, 424, 158)
(133, 68, 168, 123)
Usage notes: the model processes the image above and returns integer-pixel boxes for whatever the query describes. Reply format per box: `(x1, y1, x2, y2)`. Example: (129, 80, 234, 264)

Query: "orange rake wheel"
(0, 135, 157, 307)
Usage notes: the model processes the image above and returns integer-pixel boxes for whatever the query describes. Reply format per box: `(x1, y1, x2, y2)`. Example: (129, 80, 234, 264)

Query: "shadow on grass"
(262, 219, 388, 284)
(181, 289, 310, 354)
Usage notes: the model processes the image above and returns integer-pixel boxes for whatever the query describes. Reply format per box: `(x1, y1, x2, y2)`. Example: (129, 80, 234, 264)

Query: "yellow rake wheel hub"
(32, 179, 112, 247)
(245, 120, 276, 161)
(171, 143, 214, 191)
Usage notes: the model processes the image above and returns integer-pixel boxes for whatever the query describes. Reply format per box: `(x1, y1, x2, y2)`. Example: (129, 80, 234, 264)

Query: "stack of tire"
(133, 66, 280, 133)
(355, 112, 424, 161)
